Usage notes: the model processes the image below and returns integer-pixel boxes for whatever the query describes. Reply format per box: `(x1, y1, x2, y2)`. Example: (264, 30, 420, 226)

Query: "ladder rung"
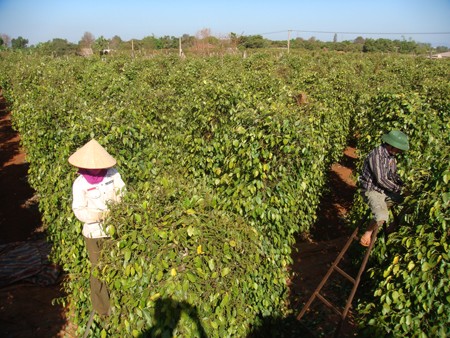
(296, 227, 360, 321)
(333, 265, 356, 284)
(316, 293, 343, 317)
(297, 211, 377, 337)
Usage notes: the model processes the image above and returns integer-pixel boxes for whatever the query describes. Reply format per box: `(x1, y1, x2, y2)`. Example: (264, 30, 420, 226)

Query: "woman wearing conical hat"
(69, 139, 126, 316)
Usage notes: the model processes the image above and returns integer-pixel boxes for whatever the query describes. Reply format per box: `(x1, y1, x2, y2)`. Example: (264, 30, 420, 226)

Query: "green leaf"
(187, 226, 195, 237)
(221, 293, 230, 307)
(421, 262, 432, 272)
(208, 258, 215, 271)
(186, 272, 196, 283)
(124, 249, 132, 263)
(392, 291, 399, 303)
(221, 267, 230, 277)
(134, 213, 142, 223)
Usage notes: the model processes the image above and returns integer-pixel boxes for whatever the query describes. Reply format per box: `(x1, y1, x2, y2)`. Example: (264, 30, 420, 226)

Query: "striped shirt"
(359, 144, 403, 194)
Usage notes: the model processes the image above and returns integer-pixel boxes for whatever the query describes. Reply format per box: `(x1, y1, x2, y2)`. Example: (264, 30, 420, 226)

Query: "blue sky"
(1, 0, 449, 47)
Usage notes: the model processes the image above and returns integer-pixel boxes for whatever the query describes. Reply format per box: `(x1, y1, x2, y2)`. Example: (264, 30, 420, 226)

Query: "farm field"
(0, 95, 358, 337)
(0, 93, 357, 336)
(0, 50, 448, 337)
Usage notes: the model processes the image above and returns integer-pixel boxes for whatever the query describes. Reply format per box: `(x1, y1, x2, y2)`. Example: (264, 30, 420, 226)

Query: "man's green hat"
(382, 130, 409, 151)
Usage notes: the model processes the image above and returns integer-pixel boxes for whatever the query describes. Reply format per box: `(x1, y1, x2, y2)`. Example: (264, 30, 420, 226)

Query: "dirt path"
(290, 146, 358, 337)
(0, 94, 76, 337)
(0, 90, 358, 337)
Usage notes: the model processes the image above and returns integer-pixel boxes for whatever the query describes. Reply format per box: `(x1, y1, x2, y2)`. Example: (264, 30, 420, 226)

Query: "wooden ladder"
(296, 223, 380, 337)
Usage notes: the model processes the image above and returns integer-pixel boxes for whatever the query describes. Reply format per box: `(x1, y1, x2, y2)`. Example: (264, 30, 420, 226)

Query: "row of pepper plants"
(0, 50, 448, 337)
(349, 56, 449, 337)
(0, 51, 355, 337)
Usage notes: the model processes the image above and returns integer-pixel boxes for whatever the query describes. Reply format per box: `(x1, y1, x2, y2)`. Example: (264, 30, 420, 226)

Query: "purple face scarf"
(78, 168, 107, 184)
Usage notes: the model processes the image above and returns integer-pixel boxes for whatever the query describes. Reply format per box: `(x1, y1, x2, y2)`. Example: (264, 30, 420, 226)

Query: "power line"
(291, 30, 450, 35)
(258, 30, 289, 36)
(258, 29, 450, 36)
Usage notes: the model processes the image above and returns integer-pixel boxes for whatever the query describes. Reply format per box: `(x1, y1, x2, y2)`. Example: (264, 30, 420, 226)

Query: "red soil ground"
(0, 93, 77, 337)
(0, 91, 359, 337)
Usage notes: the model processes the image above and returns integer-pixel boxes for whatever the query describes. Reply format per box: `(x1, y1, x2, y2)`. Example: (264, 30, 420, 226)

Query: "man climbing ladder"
(358, 130, 409, 247)
(297, 130, 411, 337)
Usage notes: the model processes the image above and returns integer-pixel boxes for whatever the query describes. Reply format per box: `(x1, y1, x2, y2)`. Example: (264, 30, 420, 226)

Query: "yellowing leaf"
(170, 268, 177, 276)
(150, 293, 161, 301)
(197, 245, 204, 254)
(186, 209, 196, 215)
(236, 126, 246, 134)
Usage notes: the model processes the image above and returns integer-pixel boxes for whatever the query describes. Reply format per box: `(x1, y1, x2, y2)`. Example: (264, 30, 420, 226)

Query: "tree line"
(0, 30, 448, 56)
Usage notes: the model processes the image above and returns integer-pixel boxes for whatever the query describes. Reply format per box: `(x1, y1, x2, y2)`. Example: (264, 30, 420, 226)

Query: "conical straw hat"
(68, 139, 117, 169)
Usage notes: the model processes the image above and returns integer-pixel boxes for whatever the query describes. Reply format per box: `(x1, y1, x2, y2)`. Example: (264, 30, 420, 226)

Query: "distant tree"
(354, 36, 365, 44)
(181, 34, 195, 49)
(0, 36, 3, 47)
(363, 38, 395, 53)
(141, 35, 159, 50)
(333, 33, 338, 43)
(229, 32, 240, 50)
(362, 39, 376, 52)
(193, 28, 213, 53)
(332, 40, 355, 52)
(238, 35, 268, 48)
(396, 38, 417, 54)
(79, 32, 95, 48)
(11, 36, 28, 49)
(93, 35, 109, 51)
(1, 34, 11, 47)
(302, 36, 320, 50)
(197, 28, 211, 40)
(109, 35, 122, 50)
(435, 45, 450, 53)
(290, 37, 305, 49)
(35, 38, 77, 56)
(159, 36, 178, 49)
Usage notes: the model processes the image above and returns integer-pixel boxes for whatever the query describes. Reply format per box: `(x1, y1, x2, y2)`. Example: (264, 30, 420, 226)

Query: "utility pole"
(287, 30, 291, 53)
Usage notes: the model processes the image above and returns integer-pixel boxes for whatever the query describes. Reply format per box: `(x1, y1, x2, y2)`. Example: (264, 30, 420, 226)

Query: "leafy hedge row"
(2, 51, 447, 337)
(0, 52, 355, 336)
(350, 57, 449, 337)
